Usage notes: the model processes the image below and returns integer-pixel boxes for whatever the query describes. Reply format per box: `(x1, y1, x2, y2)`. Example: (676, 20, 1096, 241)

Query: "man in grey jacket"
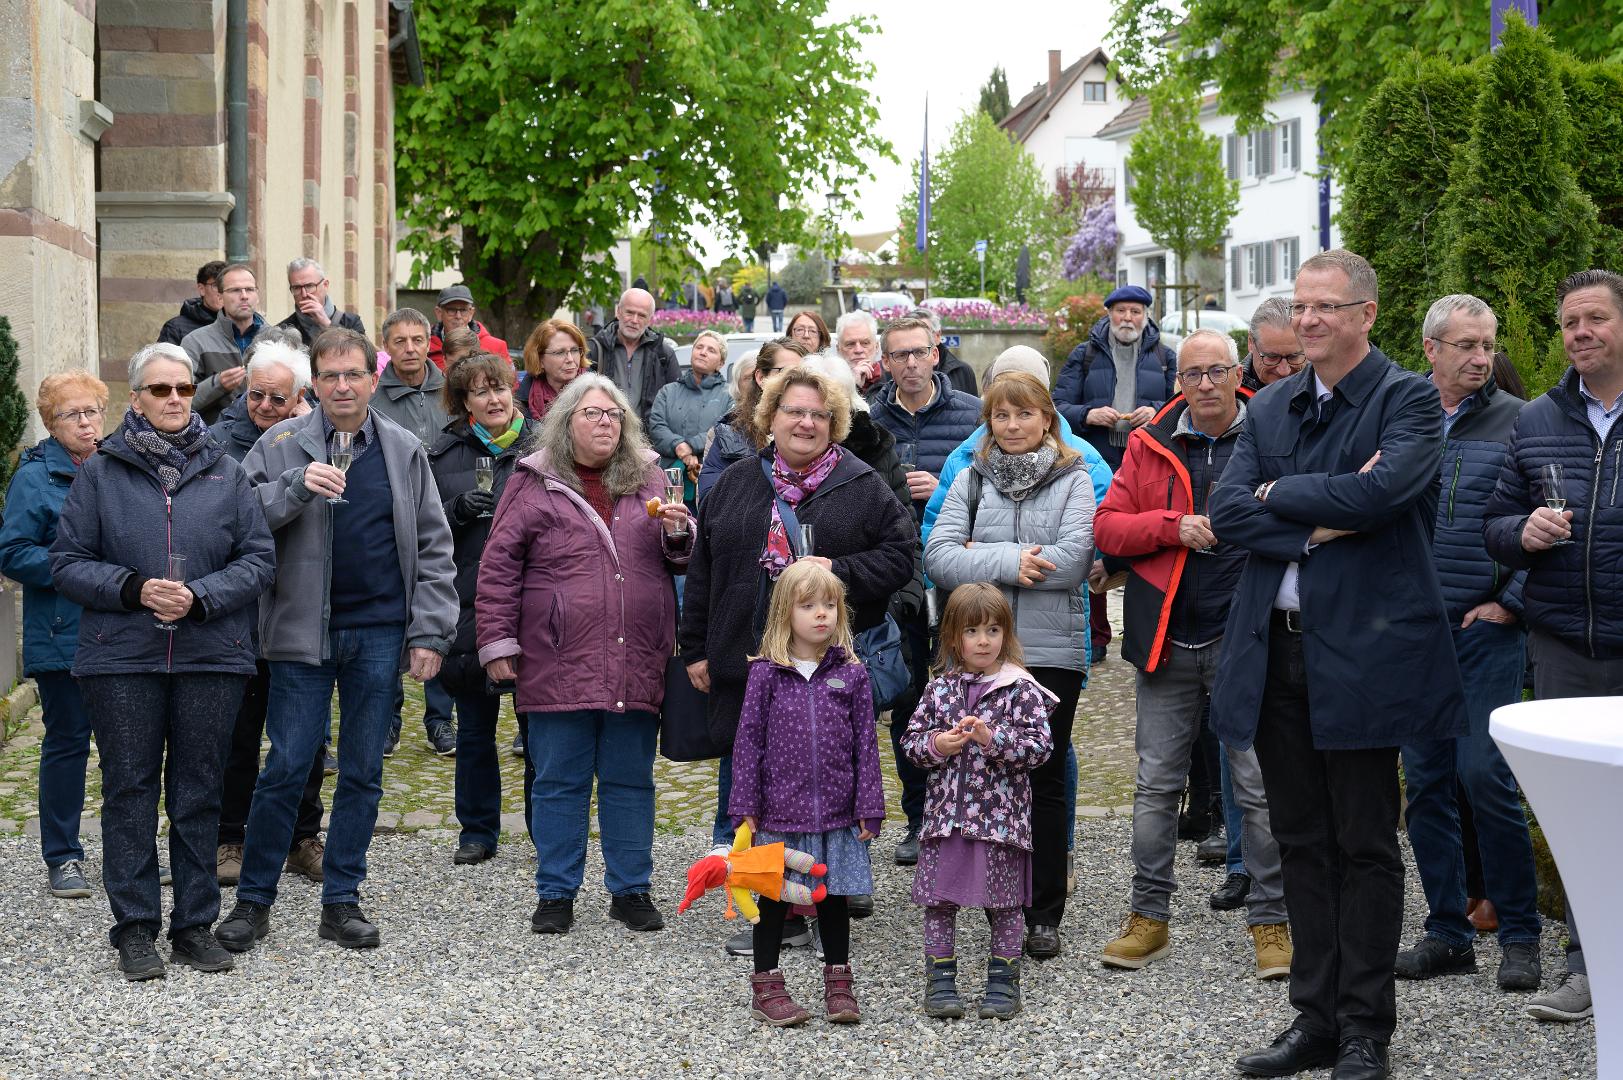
(590, 287, 679, 423)
(182, 262, 266, 424)
(220, 327, 458, 953)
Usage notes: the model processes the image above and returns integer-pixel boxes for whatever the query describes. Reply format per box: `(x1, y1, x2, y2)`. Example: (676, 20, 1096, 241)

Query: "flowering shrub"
(871, 301, 1049, 331)
(1042, 293, 1107, 365)
(649, 310, 746, 336)
(1062, 203, 1120, 280)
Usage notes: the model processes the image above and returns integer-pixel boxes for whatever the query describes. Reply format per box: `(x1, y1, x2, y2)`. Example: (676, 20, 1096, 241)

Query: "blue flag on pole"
(915, 100, 929, 253)
(1490, 0, 1538, 47)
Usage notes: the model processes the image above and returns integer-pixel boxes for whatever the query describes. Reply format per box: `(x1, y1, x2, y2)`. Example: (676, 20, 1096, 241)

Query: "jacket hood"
(595, 320, 662, 350)
(380, 361, 446, 397)
(19, 437, 81, 480)
(180, 296, 217, 322)
(840, 410, 894, 460)
(1088, 314, 1163, 355)
(974, 661, 1059, 704)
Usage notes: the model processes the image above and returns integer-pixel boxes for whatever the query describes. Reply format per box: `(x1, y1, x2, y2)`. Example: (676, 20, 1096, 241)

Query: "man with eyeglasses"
(224, 327, 457, 954)
(1210, 249, 1466, 1080)
(1383, 293, 1543, 1002)
(1093, 327, 1290, 980)
(590, 287, 679, 423)
(427, 284, 508, 370)
(902, 306, 979, 397)
(275, 258, 367, 349)
(182, 262, 266, 424)
(1243, 297, 1306, 390)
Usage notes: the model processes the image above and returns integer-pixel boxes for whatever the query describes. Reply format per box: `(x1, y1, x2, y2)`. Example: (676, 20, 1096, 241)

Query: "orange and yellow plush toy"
(677, 822, 828, 923)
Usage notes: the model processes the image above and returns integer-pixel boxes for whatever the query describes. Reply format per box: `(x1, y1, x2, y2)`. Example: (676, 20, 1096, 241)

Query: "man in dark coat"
(1210, 250, 1467, 1080)
(590, 287, 679, 423)
(275, 258, 367, 348)
(1484, 268, 1623, 1026)
(765, 281, 788, 332)
(159, 260, 227, 345)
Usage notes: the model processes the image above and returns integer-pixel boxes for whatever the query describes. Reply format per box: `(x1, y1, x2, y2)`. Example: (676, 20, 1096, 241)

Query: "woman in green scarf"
(429, 352, 541, 865)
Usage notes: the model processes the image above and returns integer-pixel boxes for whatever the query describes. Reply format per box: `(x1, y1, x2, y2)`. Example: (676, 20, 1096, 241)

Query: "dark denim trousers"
(527, 709, 657, 899)
(390, 673, 453, 740)
(218, 661, 326, 847)
(1401, 620, 1540, 946)
(239, 626, 403, 908)
(35, 670, 93, 868)
(452, 690, 505, 851)
(883, 615, 932, 829)
(79, 672, 246, 944)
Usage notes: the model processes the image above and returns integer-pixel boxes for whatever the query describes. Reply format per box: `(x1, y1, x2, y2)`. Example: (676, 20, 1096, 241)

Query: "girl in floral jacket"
(902, 582, 1055, 1021)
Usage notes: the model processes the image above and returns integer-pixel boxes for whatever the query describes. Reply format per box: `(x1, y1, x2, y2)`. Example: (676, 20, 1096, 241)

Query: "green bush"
(1042, 294, 1106, 370)
(777, 255, 829, 305)
(1559, 57, 1623, 271)
(0, 316, 30, 508)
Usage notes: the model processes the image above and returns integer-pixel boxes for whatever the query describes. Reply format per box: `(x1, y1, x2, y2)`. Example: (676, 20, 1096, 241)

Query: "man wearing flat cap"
(427, 284, 510, 370)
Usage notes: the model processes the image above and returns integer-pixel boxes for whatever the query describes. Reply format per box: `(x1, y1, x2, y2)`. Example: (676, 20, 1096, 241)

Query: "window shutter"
(1258, 127, 1274, 177)
(1265, 241, 1277, 285)
(1226, 134, 1237, 180)
(1289, 119, 1302, 171)
(1231, 247, 1242, 289)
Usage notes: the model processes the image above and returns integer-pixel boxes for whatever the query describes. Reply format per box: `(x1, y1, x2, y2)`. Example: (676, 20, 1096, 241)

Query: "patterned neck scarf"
(124, 411, 211, 492)
(759, 444, 842, 579)
(982, 443, 1058, 502)
(472, 412, 525, 453)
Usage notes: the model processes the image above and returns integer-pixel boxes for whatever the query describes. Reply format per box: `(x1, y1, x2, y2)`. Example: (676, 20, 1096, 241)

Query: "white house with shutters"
(997, 47, 1124, 192)
(1096, 86, 1340, 323)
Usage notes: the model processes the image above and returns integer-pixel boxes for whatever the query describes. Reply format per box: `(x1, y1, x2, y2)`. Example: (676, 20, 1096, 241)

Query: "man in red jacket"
(1092, 328, 1290, 981)
(428, 284, 509, 369)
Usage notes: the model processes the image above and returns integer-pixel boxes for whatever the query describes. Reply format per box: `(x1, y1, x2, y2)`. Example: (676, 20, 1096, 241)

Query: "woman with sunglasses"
(51, 342, 275, 982)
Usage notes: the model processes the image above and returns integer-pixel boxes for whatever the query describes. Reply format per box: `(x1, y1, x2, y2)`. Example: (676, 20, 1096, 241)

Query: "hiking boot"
(609, 892, 665, 931)
(1526, 971, 1591, 1022)
(319, 902, 380, 949)
(1497, 940, 1542, 992)
(1196, 827, 1228, 865)
(1210, 872, 1252, 911)
(1393, 935, 1476, 980)
(48, 860, 92, 899)
(284, 836, 325, 883)
(923, 955, 964, 1019)
(894, 824, 921, 866)
(1251, 922, 1292, 980)
(216, 900, 271, 952)
(822, 963, 861, 1023)
(116, 927, 165, 982)
(980, 954, 1022, 1019)
(749, 969, 811, 1026)
(170, 926, 233, 973)
(1101, 913, 1171, 970)
(530, 898, 574, 934)
(216, 844, 243, 886)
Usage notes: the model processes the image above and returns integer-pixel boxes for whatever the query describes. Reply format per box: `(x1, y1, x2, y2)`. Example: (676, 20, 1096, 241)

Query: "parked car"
(673, 332, 779, 386)
(853, 291, 914, 313)
(1158, 307, 1250, 335)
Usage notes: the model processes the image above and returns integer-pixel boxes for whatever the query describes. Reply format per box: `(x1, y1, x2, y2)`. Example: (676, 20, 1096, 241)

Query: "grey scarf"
(1110, 339, 1138, 447)
(982, 443, 1058, 502)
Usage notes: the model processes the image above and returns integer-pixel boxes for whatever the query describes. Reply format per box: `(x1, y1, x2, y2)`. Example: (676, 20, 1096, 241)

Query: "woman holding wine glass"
(50, 342, 276, 981)
(428, 352, 542, 865)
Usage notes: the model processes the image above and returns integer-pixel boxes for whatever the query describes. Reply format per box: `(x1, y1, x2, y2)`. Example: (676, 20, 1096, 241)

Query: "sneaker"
(1527, 971, 1591, 1022)
(158, 863, 173, 887)
(894, 823, 921, 866)
(1393, 935, 1476, 980)
(609, 892, 665, 931)
(170, 926, 233, 973)
(510, 730, 525, 757)
(723, 914, 810, 957)
(116, 927, 165, 982)
(749, 969, 811, 1027)
(1101, 913, 1171, 970)
(318, 902, 380, 949)
(1196, 828, 1228, 866)
(530, 898, 574, 934)
(321, 743, 337, 776)
(426, 718, 456, 757)
(383, 726, 400, 757)
(216, 844, 243, 886)
(822, 962, 861, 1023)
(1498, 941, 1542, 992)
(48, 860, 92, 899)
(284, 836, 325, 883)
(1210, 872, 1252, 911)
(1251, 922, 1292, 980)
(216, 899, 271, 952)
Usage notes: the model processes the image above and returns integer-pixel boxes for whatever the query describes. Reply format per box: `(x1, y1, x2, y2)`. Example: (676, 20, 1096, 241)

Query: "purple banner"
(915, 99, 930, 253)
(1491, 0, 1538, 47)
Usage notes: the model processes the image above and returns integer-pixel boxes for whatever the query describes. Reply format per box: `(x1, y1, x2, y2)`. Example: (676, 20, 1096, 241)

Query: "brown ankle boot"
(749, 969, 810, 1026)
(823, 963, 861, 1023)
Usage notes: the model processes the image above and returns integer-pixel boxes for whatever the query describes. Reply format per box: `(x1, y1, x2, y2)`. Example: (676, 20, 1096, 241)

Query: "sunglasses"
(138, 382, 198, 399)
(247, 388, 291, 408)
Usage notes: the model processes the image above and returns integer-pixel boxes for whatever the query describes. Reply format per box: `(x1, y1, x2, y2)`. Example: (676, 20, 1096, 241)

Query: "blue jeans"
(453, 691, 504, 850)
(390, 674, 453, 740)
(770, 310, 785, 332)
(712, 753, 734, 847)
(527, 709, 657, 899)
(1400, 620, 1539, 946)
(1220, 753, 1246, 874)
(240, 626, 404, 908)
(36, 671, 93, 867)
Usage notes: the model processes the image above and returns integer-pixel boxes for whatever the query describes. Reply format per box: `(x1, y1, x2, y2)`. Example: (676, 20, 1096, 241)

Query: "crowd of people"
(1, 248, 1619, 1080)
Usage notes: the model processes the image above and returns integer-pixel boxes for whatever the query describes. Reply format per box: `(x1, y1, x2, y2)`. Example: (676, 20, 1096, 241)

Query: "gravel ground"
(0, 821, 1596, 1079)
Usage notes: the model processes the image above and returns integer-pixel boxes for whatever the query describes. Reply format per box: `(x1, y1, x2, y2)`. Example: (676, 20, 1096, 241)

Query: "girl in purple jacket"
(902, 583, 1056, 1021)
(729, 560, 886, 1028)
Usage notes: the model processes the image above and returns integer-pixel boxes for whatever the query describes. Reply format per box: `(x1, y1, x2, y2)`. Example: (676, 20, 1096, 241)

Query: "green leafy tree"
(396, 0, 891, 346)
(1559, 57, 1623, 270)
(1107, 0, 1623, 172)
(978, 65, 1012, 122)
(898, 109, 1061, 301)
(778, 253, 830, 305)
(1440, 17, 1596, 362)
(1340, 57, 1482, 366)
(1122, 78, 1238, 311)
(0, 316, 28, 506)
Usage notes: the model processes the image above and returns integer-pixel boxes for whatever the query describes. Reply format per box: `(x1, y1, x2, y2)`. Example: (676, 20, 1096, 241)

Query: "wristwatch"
(1254, 480, 1276, 501)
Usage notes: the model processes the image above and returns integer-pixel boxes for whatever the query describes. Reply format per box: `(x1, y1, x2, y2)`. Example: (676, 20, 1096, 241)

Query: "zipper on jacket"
(1584, 440, 1602, 656)
(811, 674, 823, 826)
(1447, 453, 1462, 525)
(165, 492, 175, 672)
(1011, 502, 1024, 626)
(1612, 442, 1620, 506)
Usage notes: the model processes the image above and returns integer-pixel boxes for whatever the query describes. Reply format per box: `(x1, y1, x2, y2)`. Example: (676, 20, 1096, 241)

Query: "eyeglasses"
(575, 406, 625, 425)
(544, 347, 584, 360)
(247, 388, 292, 408)
(1255, 351, 1306, 370)
(1177, 365, 1237, 388)
(778, 405, 833, 424)
(54, 406, 105, 424)
(1430, 336, 1497, 355)
(884, 346, 934, 364)
(288, 281, 325, 294)
(314, 369, 371, 386)
(1288, 300, 1369, 319)
(137, 382, 197, 398)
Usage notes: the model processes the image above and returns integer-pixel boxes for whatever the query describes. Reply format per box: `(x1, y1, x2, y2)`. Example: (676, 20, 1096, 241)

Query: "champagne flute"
(663, 466, 688, 537)
(328, 430, 353, 506)
(1540, 463, 1575, 546)
(797, 523, 815, 559)
(1193, 480, 1220, 555)
(155, 553, 186, 632)
(474, 457, 495, 518)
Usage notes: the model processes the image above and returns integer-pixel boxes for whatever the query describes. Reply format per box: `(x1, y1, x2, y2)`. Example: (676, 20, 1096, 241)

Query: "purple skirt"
(911, 832, 1032, 909)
